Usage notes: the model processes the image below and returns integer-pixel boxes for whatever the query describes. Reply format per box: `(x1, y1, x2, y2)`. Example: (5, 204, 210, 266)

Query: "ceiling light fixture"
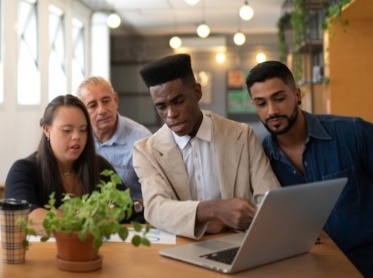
(239, 0, 254, 21)
(256, 52, 267, 63)
(107, 12, 121, 28)
(197, 0, 210, 38)
(185, 0, 199, 5)
(197, 23, 210, 38)
(169, 15, 182, 49)
(216, 52, 226, 64)
(169, 36, 182, 49)
(233, 32, 246, 46)
(233, 17, 246, 46)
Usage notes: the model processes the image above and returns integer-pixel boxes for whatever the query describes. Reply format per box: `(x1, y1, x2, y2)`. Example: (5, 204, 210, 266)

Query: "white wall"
(0, 0, 40, 185)
(0, 0, 95, 184)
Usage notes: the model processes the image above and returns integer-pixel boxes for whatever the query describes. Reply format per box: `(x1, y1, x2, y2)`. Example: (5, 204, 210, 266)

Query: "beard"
(261, 104, 299, 136)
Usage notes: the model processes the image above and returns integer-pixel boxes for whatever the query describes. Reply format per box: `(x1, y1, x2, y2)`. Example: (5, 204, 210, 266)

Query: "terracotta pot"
(54, 231, 99, 261)
(53, 231, 103, 272)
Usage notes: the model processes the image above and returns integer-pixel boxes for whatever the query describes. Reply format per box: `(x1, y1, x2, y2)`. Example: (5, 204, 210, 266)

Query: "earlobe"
(42, 126, 50, 137)
(296, 88, 302, 105)
(195, 83, 202, 101)
(114, 92, 119, 104)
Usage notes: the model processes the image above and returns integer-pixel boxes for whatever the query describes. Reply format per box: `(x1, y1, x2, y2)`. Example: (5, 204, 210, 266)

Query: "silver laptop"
(160, 178, 347, 274)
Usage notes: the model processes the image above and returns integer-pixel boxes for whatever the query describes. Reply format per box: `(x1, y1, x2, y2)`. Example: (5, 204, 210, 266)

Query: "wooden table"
(0, 231, 362, 277)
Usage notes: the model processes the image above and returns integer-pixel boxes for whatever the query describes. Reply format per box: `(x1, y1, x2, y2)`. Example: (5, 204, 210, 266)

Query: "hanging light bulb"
(197, 0, 209, 38)
(197, 23, 210, 38)
(185, 0, 199, 5)
(233, 32, 246, 46)
(239, 1, 254, 21)
(107, 12, 121, 28)
(169, 36, 182, 49)
(256, 52, 267, 63)
(216, 52, 226, 64)
(169, 15, 182, 49)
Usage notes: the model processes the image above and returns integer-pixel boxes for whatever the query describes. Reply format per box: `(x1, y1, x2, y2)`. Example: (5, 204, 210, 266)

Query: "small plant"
(323, 0, 351, 32)
(19, 169, 150, 249)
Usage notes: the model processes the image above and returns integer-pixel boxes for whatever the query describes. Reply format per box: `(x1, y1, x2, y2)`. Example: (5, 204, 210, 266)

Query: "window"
(17, 0, 40, 105)
(71, 17, 85, 94)
(0, 0, 3, 103)
(48, 4, 66, 101)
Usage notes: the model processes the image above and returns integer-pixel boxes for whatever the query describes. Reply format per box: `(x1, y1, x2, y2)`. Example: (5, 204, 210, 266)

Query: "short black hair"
(139, 53, 195, 88)
(245, 61, 296, 96)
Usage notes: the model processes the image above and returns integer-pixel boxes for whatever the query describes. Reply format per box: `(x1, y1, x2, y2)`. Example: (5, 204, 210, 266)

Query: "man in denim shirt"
(245, 61, 373, 277)
(77, 76, 152, 221)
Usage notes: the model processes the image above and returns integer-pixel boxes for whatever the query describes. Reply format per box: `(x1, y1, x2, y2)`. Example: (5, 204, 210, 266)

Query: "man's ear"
(295, 88, 302, 104)
(114, 92, 120, 107)
(194, 83, 202, 101)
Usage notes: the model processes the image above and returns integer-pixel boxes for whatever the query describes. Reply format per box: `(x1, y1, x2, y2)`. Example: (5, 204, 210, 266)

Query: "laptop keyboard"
(200, 247, 239, 265)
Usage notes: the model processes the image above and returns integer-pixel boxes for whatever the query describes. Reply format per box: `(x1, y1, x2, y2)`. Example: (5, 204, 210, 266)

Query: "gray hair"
(76, 76, 115, 96)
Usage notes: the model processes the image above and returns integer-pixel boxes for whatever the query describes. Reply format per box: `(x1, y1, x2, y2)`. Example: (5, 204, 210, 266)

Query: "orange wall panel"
(328, 0, 373, 122)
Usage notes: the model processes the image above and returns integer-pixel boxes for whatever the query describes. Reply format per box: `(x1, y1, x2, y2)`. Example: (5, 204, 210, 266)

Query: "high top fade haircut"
(245, 61, 297, 96)
(139, 53, 196, 88)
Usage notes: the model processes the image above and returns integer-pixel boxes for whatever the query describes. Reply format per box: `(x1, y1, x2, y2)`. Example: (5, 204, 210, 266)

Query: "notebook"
(160, 177, 347, 274)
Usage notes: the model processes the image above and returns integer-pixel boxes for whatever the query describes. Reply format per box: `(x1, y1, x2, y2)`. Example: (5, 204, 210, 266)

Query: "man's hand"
(206, 220, 227, 234)
(216, 198, 257, 230)
(196, 198, 257, 232)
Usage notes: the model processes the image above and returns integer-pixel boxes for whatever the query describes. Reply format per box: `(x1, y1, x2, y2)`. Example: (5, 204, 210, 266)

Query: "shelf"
(298, 39, 323, 53)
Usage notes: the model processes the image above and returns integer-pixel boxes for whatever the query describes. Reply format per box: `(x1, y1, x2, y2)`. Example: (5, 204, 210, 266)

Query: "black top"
(4, 152, 121, 210)
(4, 153, 144, 223)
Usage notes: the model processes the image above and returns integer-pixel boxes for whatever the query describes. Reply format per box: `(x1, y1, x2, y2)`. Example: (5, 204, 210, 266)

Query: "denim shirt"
(262, 111, 373, 254)
(94, 114, 152, 200)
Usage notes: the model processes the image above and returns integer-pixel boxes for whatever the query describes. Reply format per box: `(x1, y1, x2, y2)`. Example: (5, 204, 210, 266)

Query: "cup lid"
(0, 198, 30, 210)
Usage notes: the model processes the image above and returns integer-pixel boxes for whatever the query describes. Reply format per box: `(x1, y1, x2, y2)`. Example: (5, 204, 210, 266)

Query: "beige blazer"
(133, 111, 280, 238)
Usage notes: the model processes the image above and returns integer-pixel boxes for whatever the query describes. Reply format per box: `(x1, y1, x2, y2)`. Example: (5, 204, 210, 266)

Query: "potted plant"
(20, 169, 150, 272)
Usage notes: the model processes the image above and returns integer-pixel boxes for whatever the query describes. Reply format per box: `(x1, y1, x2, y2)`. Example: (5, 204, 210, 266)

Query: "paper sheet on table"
(27, 228, 176, 245)
(113, 228, 176, 244)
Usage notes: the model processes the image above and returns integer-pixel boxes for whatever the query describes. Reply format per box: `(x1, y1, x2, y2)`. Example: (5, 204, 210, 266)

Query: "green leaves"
(323, 0, 351, 31)
(117, 226, 129, 241)
(17, 218, 37, 248)
(22, 170, 150, 249)
(130, 221, 151, 247)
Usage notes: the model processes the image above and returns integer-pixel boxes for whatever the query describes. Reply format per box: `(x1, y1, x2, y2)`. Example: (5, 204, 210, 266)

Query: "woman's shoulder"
(10, 152, 37, 171)
(6, 152, 38, 185)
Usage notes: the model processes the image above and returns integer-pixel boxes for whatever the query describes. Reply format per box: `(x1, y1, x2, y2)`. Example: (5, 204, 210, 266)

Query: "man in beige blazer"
(134, 54, 280, 239)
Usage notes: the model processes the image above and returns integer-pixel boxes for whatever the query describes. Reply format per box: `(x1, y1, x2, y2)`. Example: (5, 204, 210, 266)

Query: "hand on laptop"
(196, 198, 257, 233)
(216, 198, 257, 230)
(206, 220, 228, 234)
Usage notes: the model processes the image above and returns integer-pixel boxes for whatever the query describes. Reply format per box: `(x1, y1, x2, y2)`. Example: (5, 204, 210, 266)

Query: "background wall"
(326, 0, 373, 123)
(110, 33, 280, 132)
(0, 1, 280, 184)
(0, 0, 93, 184)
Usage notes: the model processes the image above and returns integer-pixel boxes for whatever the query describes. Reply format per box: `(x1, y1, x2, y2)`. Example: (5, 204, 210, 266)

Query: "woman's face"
(43, 106, 88, 165)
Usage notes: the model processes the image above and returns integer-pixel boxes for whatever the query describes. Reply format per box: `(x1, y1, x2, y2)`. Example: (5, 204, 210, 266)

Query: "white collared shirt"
(173, 113, 221, 201)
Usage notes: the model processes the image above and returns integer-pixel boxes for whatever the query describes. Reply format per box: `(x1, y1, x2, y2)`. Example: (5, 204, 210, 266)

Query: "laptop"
(160, 178, 347, 274)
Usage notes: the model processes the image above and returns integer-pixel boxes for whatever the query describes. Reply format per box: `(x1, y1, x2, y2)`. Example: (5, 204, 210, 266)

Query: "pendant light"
(197, 0, 210, 38)
(239, 0, 254, 21)
(106, 0, 121, 29)
(107, 12, 121, 28)
(234, 32, 246, 46)
(169, 15, 182, 49)
(256, 52, 267, 63)
(169, 36, 182, 49)
(233, 17, 246, 46)
(197, 23, 210, 38)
